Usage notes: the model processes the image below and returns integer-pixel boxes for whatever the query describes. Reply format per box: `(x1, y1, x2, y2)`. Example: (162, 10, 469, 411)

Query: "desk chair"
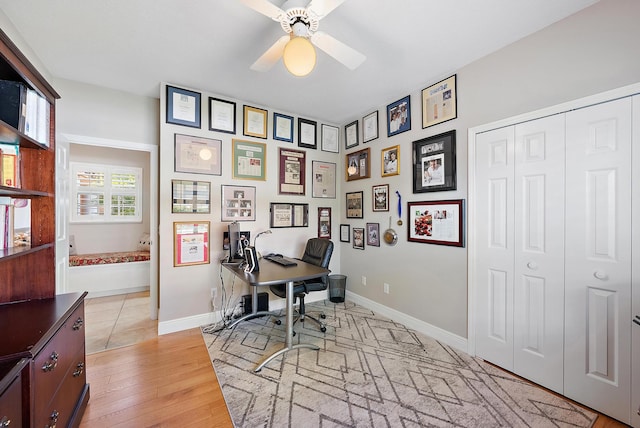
(270, 238, 334, 333)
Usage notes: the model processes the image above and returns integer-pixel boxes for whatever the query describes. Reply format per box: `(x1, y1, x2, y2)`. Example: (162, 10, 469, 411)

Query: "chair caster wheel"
(320, 326, 327, 333)
(293, 331, 296, 336)
(320, 314, 326, 319)
(275, 319, 281, 325)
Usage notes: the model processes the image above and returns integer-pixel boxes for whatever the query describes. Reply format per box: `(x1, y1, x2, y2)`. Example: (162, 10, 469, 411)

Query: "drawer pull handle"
(42, 351, 59, 372)
(72, 317, 84, 331)
(0, 416, 10, 427)
(73, 362, 85, 377)
(45, 410, 59, 428)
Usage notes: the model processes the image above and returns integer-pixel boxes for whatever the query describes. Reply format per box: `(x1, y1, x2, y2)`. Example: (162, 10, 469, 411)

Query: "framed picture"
(298, 118, 317, 149)
(232, 139, 266, 180)
(173, 221, 210, 266)
(312, 160, 336, 198)
(353, 227, 365, 250)
(345, 147, 370, 182)
(422, 74, 457, 129)
(243, 105, 268, 139)
(346, 191, 363, 218)
(278, 147, 306, 195)
(208, 97, 236, 134)
(318, 207, 331, 239)
(412, 130, 456, 193)
(321, 124, 339, 153)
(340, 224, 350, 243)
(273, 112, 294, 143)
(172, 180, 210, 213)
(174, 134, 222, 175)
(381, 145, 400, 177)
(221, 185, 256, 221)
(407, 199, 464, 247)
(345, 120, 359, 149)
(269, 202, 309, 228)
(387, 95, 411, 137)
(166, 85, 201, 128)
(372, 184, 389, 212)
(366, 223, 380, 247)
(362, 110, 378, 143)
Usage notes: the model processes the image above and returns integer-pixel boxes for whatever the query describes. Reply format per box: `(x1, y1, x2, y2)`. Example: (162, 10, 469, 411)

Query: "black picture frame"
(340, 224, 350, 242)
(208, 97, 236, 134)
(353, 227, 365, 250)
(298, 117, 317, 149)
(269, 202, 309, 228)
(166, 85, 201, 128)
(412, 130, 456, 193)
(362, 110, 378, 143)
(345, 120, 359, 149)
(421, 74, 457, 129)
(346, 191, 364, 219)
(386, 95, 411, 137)
(366, 223, 380, 247)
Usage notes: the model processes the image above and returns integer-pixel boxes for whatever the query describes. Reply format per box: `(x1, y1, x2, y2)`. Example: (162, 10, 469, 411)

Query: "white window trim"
(70, 161, 143, 224)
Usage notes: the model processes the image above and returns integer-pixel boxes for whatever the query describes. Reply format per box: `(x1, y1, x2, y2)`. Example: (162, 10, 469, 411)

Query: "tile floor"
(84, 291, 158, 354)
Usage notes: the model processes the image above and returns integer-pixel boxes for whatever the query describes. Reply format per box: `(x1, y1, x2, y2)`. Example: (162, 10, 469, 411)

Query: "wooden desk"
(222, 258, 329, 372)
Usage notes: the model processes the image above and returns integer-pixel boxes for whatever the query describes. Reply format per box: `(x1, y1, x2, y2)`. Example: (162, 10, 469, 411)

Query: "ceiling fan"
(238, 0, 366, 76)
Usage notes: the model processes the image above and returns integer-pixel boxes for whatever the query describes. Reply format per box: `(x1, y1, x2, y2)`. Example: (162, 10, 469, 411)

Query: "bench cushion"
(69, 251, 150, 267)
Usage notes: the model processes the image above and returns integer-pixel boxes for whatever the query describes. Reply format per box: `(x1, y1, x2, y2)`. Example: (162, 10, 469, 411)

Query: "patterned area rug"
(202, 300, 597, 428)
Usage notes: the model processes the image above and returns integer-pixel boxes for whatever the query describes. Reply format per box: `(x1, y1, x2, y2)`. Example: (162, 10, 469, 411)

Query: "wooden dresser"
(0, 292, 89, 427)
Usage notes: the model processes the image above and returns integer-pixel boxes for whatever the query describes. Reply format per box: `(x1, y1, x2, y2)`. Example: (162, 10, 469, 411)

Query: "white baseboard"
(345, 290, 467, 352)
(158, 288, 468, 354)
(158, 290, 329, 336)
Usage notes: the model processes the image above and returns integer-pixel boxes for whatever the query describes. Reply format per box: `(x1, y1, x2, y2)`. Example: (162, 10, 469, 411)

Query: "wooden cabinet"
(0, 293, 89, 427)
(0, 28, 89, 427)
(0, 28, 58, 304)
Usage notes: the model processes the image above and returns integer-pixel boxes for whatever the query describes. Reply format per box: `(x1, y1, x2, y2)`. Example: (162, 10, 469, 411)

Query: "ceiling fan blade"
(310, 31, 365, 70)
(250, 35, 289, 72)
(237, 0, 285, 20)
(307, 0, 345, 19)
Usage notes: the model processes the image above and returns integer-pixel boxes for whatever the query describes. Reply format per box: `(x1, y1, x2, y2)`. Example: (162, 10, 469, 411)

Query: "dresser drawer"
(0, 371, 22, 428)
(33, 303, 85, 420)
(35, 353, 86, 428)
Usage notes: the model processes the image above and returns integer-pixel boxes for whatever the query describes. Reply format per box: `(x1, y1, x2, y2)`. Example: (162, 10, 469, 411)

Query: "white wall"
(4, 0, 639, 339)
(158, 85, 342, 324)
(69, 144, 150, 254)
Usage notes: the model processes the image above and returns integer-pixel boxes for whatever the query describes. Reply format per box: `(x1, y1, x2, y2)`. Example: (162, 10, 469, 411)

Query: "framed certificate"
(243, 105, 268, 139)
(166, 85, 201, 128)
(209, 97, 236, 134)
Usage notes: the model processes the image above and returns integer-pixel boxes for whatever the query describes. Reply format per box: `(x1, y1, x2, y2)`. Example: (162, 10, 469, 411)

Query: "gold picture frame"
(243, 105, 268, 139)
(381, 145, 400, 177)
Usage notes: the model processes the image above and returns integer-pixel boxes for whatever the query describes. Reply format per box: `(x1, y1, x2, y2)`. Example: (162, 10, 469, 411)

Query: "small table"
(222, 258, 330, 372)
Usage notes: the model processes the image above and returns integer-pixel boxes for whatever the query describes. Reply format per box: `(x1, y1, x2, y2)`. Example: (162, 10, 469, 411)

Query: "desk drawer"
(33, 303, 85, 421)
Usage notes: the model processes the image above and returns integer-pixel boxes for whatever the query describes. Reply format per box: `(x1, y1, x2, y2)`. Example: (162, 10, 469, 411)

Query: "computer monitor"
(227, 221, 246, 262)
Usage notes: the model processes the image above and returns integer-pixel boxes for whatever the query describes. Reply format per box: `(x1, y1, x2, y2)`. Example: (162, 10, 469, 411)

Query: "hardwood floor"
(80, 328, 627, 427)
(80, 328, 233, 427)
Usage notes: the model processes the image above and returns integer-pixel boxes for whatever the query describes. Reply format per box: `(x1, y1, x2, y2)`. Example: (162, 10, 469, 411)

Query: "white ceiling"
(0, 0, 598, 124)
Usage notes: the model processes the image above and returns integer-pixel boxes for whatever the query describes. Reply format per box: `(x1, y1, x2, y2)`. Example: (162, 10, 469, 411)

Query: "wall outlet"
(362, 276, 367, 286)
(384, 283, 390, 294)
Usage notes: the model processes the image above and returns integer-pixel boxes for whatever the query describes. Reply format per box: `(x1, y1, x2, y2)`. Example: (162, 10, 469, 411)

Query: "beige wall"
(339, 0, 640, 338)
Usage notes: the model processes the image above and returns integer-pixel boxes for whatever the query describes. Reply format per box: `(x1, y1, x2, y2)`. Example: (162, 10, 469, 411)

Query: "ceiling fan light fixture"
(282, 36, 316, 77)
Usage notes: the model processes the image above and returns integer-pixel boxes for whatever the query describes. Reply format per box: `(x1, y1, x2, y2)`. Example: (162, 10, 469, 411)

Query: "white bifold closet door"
(475, 113, 566, 393)
(564, 97, 632, 421)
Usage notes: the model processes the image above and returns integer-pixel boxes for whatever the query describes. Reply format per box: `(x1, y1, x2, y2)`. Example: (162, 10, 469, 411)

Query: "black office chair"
(270, 238, 334, 333)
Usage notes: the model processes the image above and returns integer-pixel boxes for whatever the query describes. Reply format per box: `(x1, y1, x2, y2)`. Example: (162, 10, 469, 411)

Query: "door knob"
(593, 270, 608, 280)
(526, 261, 538, 270)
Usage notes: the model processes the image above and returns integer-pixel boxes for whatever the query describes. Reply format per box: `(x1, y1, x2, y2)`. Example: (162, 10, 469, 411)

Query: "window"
(71, 162, 142, 223)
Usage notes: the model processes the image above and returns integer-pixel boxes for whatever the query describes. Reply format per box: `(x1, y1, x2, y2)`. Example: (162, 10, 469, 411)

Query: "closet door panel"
(565, 97, 632, 423)
(475, 127, 515, 369)
(513, 114, 565, 394)
(630, 94, 640, 428)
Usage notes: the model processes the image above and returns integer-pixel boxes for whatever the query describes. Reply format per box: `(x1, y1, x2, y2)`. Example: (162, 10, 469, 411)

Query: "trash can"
(328, 274, 346, 303)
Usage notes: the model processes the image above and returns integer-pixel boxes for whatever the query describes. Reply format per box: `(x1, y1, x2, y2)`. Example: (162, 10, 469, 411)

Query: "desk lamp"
(253, 229, 272, 259)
